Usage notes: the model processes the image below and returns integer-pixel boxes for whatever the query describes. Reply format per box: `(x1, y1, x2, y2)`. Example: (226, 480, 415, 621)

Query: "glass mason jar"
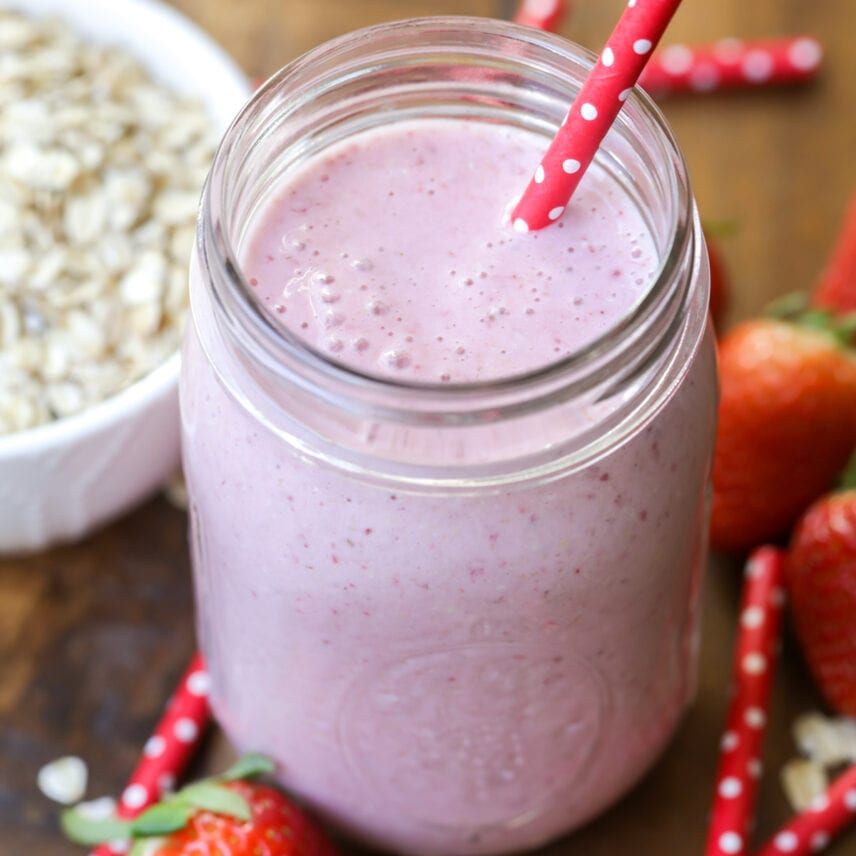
(181, 17, 717, 856)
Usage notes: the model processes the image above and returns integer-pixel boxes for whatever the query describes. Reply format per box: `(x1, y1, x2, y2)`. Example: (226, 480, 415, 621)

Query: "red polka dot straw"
(639, 36, 823, 97)
(510, 0, 684, 233)
(704, 546, 786, 856)
(754, 763, 856, 856)
(92, 654, 211, 856)
(513, 0, 568, 32)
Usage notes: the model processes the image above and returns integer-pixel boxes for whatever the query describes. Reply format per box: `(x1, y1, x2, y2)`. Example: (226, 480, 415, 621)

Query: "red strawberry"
(786, 488, 856, 717)
(812, 190, 856, 313)
(710, 315, 856, 553)
(705, 232, 729, 330)
(62, 755, 337, 856)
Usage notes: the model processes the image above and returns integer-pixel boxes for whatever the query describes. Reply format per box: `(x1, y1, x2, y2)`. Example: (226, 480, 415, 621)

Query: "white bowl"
(0, 0, 251, 554)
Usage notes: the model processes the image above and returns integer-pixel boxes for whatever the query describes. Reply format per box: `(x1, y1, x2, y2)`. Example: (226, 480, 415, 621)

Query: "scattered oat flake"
(75, 795, 117, 820)
(781, 757, 828, 812)
(793, 711, 856, 767)
(37, 755, 88, 805)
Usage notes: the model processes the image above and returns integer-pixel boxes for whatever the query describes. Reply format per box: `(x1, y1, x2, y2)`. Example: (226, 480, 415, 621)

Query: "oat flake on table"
(0, 9, 217, 434)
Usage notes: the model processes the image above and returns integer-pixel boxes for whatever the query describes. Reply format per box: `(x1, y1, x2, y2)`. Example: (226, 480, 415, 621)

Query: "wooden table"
(3, 1, 856, 853)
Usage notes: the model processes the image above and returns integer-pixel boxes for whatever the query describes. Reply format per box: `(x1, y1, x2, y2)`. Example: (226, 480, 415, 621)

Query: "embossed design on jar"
(337, 643, 610, 829)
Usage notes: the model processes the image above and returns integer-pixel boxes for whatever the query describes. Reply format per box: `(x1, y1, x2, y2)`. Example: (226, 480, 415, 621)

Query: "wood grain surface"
(2, 1, 856, 854)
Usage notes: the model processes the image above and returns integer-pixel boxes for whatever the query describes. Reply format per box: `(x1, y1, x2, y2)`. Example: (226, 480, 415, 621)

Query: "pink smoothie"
(243, 120, 657, 381)
(182, 118, 716, 854)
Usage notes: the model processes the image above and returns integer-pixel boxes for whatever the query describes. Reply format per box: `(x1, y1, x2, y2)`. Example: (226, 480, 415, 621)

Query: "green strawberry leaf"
(129, 839, 167, 856)
(765, 291, 811, 320)
(218, 753, 276, 782)
(702, 218, 739, 239)
(60, 807, 131, 845)
(130, 802, 194, 836)
(839, 450, 856, 491)
(174, 781, 251, 821)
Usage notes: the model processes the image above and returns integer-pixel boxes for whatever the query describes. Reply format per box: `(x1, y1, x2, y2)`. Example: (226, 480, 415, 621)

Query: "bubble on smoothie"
(368, 299, 387, 316)
(325, 337, 344, 353)
(320, 287, 340, 304)
(281, 234, 306, 252)
(352, 258, 374, 272)
(353, 337, 370, 352)
(382, 349, 411, 370)
(313, 271, 335, 285)
(324, 310, 345, 328)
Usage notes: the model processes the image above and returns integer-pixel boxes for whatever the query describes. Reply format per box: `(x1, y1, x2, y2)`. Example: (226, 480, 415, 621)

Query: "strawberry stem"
(838, 450, 856, 491)
(764, 293, 856, 348)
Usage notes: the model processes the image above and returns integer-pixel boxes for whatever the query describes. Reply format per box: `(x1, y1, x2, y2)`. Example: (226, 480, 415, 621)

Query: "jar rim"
(198, 15, 702, 425)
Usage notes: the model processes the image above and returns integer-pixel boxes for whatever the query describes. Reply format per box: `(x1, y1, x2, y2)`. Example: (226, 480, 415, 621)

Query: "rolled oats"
(0, 9, 217, 434)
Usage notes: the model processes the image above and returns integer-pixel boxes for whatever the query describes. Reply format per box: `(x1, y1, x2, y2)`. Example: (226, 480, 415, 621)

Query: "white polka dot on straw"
(742, 653, 767, 674)
(714, 38, 744, 63)
(721, 731, 740, 751)
(513, 219, 529, 234)
(747, 758, 763, 779)
(158, 773, 176, 794)
(690, 63, 720, 92)
(580, 103, 598, 120)
(846, 788, 856, 810)
(741, 606, 764, 629)
(174, 717, 199, 743)
(745, 557, 763, 578)
(743, 49, 775, 82)
(143, 735, 166, 759)
(773, 830, 798, 852)
(719, 777, 743, 799)
(634, 38, 653, 55)
(562, 159, 581, 174)
(548, 206, 564, 221)
(789, 37, 822, 71)
(602, 47, 615, 66)
(660, 44, 694, 74)
(719, 831, 743, 853)
(535, 165, 545, 184)
(810, 831, 830, 851)
(121, 783, 148, 810)
(186, 670, 211, 697)
(810, 794, 830, 812)
(745, 707, 766, 729)
(618, 88, 632, 102)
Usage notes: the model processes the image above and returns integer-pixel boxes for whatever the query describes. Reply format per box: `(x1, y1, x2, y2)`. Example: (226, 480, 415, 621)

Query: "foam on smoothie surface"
(242, 118, 658, 383)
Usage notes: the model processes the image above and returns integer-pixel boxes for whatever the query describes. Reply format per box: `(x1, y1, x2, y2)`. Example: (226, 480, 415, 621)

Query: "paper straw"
(92, 654, 211, 856)
(639, 36, 822, 96)
(510, 0, 683, 232)
(755, 763, 856, 856)
(704, 546, 786, 856)
(513, 0, 567, 31)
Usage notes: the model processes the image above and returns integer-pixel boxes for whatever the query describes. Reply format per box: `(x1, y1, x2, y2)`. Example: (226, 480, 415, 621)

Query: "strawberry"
(61, 755, 337, 856)
(705, 232, 729, 330)
(812, 190, 856, 313)
(785, 487, 856, 717)
(710, 313, 856, 553)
